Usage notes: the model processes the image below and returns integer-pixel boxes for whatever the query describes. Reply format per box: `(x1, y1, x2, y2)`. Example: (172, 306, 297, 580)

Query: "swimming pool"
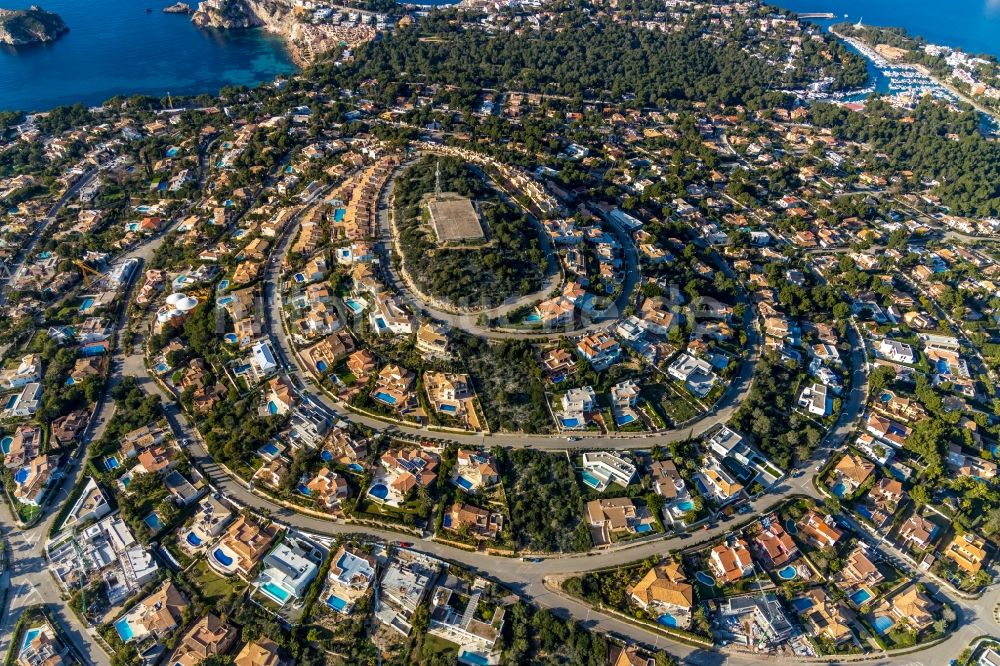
(333, 208, 346, 222)
(259, 442, 281, 457)
(144, 513, 161, 531)
(217, 295, 234, 306)
(224, 333, 239, 344)
(616, 413, 636, 426)
(294, 273, 305, 283)
(460, 652, 489, 666)
(267, 400, 280, 415)
(440, 404, 458, 413)
(873, 616, 894, 635)
(80, 344, 107, 356)
(185, 532, 203, 547)
(213, 548, 234, 567)
(581, 470, 603, 489)
(676, 500, 694, 511)
(791, 597, 814, 612)
(562, 417, 581, 428)
(261, 581, 291, 603)
(14, 467, 29, 484)
(114, 617, 135, 642)
(4, 395, 16, 410)
(368, 484, 389, 500)
(166, 147, 179, 157)
(455, 475, 474, 491)
(298, 484, 312, 496)
(320, 449, 333, 462)
(634, 523, 652, 534)
(695, 571, 715, 587)
(345, 299, 365, 314)
(374, 391, 397, 405)
(104, 457, 120, 471)
(0, 436, 11, 454)
(316, 360, 328, 372)
(785, 518, 797, 534)
(657, 612, 677, 627)
(65, 376, 77, 386)
(831, 482, 846, 497)
(79, 297, 95, 312)
(155, 362, 170, 374)
(326, 594, 349, 613)
(777, 565, 797, 581)
(347, 463, 364, 473)
(850, 588, 872, 605)
(525, 313, 542, 323)
(20, 627, 41, 651)
(443, 514, 452, 527)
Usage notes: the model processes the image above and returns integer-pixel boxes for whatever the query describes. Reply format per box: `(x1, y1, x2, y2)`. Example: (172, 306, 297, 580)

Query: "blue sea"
(0, 0, 296, 112)
(777, 0, 1000, 59)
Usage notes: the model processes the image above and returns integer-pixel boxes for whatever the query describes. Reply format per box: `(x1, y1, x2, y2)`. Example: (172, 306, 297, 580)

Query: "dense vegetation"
(394, 156, 544, 308)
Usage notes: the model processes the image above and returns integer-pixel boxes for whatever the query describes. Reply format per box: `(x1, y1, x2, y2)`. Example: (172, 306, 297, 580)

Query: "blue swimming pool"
(294, 273, 305, 283)
(261, 582, 291, 603)
(298, 484, 312, 496)
(369, 484, 389, 500)
(224, 333, 239, 344)
(334, 208, 346, 222)
(785, 518, 797, 534)
(104, 457, 120, 471)
(777, 565, 797, 580)
(80, 344, 107, 356)
(14, 467, 29, 484)
(213, 548, 234, 567)
(217, 295, 234, 306)
(348, 463, 364, 473)
(345, 299, 364, 314)
(791, 597, 814, 612)
(616, 413, 636, 426)
(114, 618, 135, 642)
(186, 532, 203, 547)
(0, 436, 11, 454)
(635, 523, 652, 534)
(831, 481, 846, 497)
(217, 279, 230, 291)
(144, 513, 161, 531)
(321, 449, 333, 462)
(525, 313, 542, 323)
(581, 470, 602, 489)
(460, 652, 490, 666)
(443, 514, 452, 527)
(695, 571, 715, 587)
(155, 362, 170, 373)
(4, 395, 16, 410)
(79, 297, 95, 312)
(676, 500, 694, 511)
(873, 616, 894, 634)
(20, 628, 41, 651)
(259, 442, 281, 457)
(374, 391, 397, 405)
(316, 361, 328, 372)
(267, 400, 279, 415)
(455, 475, 474, 491)
(326, 594, 349, 613)
(166, 147, 179, 157)
(562, 417, 581, 428)
(850, 589, 872, 605)
(657, 612, 677, 627)
(440, 404, 458, 413)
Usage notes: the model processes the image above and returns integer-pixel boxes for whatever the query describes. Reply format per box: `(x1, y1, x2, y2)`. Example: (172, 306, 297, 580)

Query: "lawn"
(186, 558, 245, 607)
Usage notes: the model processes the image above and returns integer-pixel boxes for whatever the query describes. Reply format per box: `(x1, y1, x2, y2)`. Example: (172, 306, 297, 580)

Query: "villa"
(377, 549, 444, 634)
(346, 349, 378, 380)
(168, 614, 238, 666)
(576, 331, 620, 370)
(797, 382, 830, 417)
(446, 502, 503, 540)
(610, 379, 641, 426)
(830, 452, 875, 497)
(752, 521, 798, 568)
(638, 296, 677, 335)
(114, 581, 189, 643)
(235, 639, 287, 666)
(541, 347, 576, 379)
(899, 513, 939, 551)
(371, 364, 418, 414)
(50, 409, 89, 447)
(255, 535, 324, 606)
(301, 331, 355, 376)
(558, 385, 596, 429)
(374, 448, 440, 503)
(862, 478, 905, 529)
(943, 533, 988, 576)
(451, 449, 500, 492)
(264, 375, 297, 416)
(4, 424, 41, 468)
(882, 585, 939, 633)
(324, 544, 377, 615)
(369, 290, 413, 336)
(586, 497, 643, 546)
(249, 340, 279, 380)
(696, 457, 743, 505)
(14, 455, 58, 506)
(0, 354, 42, 389)
(581, 451, 637, 490)
(415, 322, 451, 359)
(878, 339, 916, 365)
(649, 460, 687, 501)
(534, 296, 575, 327)
(423, 371, 474, 425)
(718, 594, 793, 648)
(800, 588, 854, 645)
(4, 382, 42, 418)
(667, 353, 717, 397)
(865, 412, 911, 448)
(627, 560, 693, 629)
(15, 621, 71, 666)
(211, 515, 279, 578)
(180, 496, 233, 553)
(839, 545, 884, 589)
(710, 539, 754, 583)
(61, 477, 110, 529)
(305, 467, 350, 509)
(799, 511, 843, 549)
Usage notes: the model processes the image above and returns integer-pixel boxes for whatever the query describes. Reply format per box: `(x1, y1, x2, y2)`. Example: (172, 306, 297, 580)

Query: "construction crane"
(73, 260, 103, 289)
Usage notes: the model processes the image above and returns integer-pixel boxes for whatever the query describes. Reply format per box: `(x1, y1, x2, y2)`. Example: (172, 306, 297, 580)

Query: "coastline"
(829, 26, 1000, 125)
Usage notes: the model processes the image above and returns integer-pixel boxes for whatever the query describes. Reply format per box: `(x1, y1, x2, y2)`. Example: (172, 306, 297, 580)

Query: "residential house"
(799, 511, 842, 549)
(943, 533, 988, 576)
(446, 502, 503, 540)
(627, 560, 694, 629)
(709, 540, 754, 583)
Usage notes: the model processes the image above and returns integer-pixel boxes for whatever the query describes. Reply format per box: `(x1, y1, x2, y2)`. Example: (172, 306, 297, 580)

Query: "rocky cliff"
(0, 5, 68, 46)
(190, 0, 290, 31)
